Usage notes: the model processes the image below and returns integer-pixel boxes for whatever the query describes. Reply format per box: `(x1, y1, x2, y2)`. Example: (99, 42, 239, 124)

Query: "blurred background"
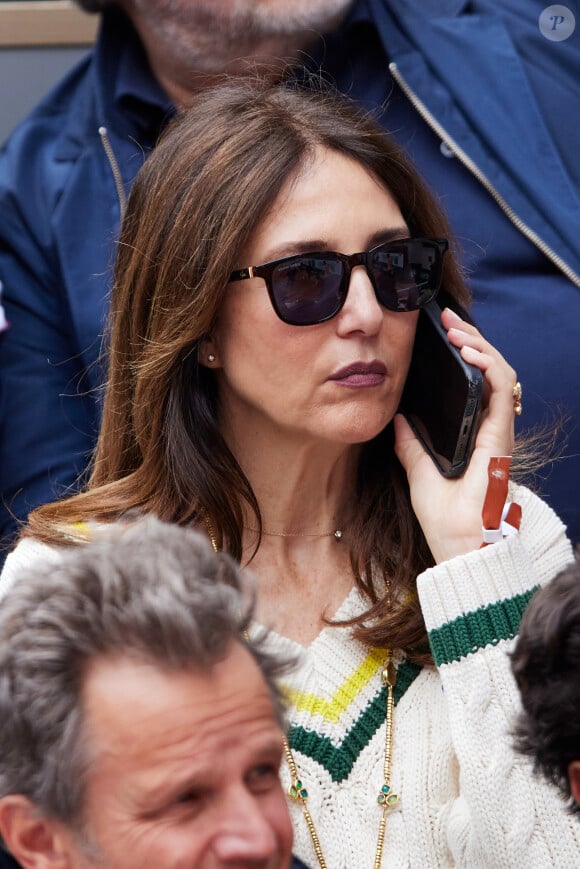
(0, 1, 96, 142)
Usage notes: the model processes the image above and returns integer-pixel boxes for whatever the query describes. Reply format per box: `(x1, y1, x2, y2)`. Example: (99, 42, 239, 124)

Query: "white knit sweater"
(1, 485, 578, 867)
(261, 486, 579, 868)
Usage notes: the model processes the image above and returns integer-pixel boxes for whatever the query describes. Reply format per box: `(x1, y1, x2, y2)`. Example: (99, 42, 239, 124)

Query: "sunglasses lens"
(271, 256, 344, 325)
(371, 240, 443, 311)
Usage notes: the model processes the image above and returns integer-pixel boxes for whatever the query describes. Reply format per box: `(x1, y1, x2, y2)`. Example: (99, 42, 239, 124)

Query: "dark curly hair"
(511, 553, 580, 814)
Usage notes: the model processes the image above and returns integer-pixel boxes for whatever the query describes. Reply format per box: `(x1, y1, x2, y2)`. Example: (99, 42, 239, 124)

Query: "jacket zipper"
(389, 62, 580, 288)
(98, 126, 127, 219)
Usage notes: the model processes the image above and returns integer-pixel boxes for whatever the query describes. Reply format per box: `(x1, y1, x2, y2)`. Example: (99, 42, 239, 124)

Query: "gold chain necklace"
(244, 526, 343, 541)
(205, 516, 398, 869)
(284, 658, 398, 869)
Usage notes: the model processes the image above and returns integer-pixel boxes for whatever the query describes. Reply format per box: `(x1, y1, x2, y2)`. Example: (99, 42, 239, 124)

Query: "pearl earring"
(208, 354, 216, 363)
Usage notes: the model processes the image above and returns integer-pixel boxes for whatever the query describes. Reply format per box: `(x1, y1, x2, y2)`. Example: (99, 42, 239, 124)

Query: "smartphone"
(399, 299, 483, 477)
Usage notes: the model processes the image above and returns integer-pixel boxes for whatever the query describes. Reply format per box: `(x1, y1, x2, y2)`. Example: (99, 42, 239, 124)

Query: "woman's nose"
(336, 264, 384, 336)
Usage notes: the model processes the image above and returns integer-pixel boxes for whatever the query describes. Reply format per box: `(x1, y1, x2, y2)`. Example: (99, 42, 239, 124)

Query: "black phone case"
(399, 299, 483, 477)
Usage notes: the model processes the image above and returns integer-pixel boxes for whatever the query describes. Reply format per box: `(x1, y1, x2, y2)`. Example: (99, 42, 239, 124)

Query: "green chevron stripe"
(428, 586, 539, 667)
(288, 660, 422, 783)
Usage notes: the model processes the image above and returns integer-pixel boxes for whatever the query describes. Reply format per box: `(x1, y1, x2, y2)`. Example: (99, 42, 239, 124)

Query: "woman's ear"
(197, 336, 219, 369)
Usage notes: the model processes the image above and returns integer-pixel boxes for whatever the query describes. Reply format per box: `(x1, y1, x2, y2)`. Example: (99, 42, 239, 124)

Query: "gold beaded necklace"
(283, 658, 398, 869)
(205, 517, 399, 869)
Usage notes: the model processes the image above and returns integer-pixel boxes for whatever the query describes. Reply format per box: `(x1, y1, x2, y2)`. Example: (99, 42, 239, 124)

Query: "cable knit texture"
(0, 486, 578, 866)
(262, 486, 578, 868)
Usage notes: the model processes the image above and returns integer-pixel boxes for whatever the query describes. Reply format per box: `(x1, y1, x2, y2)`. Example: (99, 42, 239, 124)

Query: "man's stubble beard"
(130, 0, 354, 73)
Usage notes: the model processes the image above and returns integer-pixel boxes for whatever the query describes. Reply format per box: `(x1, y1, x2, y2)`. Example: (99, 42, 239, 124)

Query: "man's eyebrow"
(141, 771, 203, 805)
(258, 226, 410, 263)
(136, 734, 285, 807)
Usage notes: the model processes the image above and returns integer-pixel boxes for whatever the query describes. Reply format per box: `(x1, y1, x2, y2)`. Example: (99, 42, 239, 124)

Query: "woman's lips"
(328, 361, 387, 387)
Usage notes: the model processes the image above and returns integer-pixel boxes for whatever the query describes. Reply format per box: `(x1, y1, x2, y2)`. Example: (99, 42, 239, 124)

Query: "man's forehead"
(80, 647, 280, 763)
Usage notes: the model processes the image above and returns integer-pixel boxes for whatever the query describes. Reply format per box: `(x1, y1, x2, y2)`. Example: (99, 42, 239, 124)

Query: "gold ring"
(512, 381, 522, 416)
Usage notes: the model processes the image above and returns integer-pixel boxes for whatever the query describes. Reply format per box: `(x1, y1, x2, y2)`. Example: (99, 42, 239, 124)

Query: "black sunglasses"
(228, 237, 448, 326)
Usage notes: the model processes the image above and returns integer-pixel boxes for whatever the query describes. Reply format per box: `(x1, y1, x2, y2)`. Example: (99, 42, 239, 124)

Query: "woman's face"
(206, 147, 419, 449)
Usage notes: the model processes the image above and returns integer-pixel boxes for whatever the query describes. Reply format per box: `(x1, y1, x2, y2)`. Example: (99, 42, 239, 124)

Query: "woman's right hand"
(394, 308, 517, 564)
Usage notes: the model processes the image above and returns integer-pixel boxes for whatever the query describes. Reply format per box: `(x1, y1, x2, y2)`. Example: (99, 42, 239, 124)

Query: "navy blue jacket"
(1, 0, 579, 546)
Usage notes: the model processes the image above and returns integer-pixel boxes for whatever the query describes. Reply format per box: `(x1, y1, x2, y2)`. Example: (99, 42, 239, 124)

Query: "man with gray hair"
(0, 517, 305, 868)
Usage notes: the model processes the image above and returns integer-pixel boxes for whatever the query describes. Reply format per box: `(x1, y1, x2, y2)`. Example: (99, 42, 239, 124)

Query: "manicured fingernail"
(444, 307, 462, 320)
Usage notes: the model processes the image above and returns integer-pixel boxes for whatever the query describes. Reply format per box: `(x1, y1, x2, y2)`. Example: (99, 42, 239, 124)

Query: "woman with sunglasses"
(2, 79, 577, 867)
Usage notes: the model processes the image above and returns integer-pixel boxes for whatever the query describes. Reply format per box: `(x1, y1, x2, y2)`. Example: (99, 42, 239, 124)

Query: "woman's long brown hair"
(26, 78, 471, 662)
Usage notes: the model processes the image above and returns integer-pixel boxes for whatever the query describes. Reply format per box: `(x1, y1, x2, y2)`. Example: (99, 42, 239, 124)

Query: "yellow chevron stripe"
(66, 522, 92, 540)
(284, 647, 388, 724)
